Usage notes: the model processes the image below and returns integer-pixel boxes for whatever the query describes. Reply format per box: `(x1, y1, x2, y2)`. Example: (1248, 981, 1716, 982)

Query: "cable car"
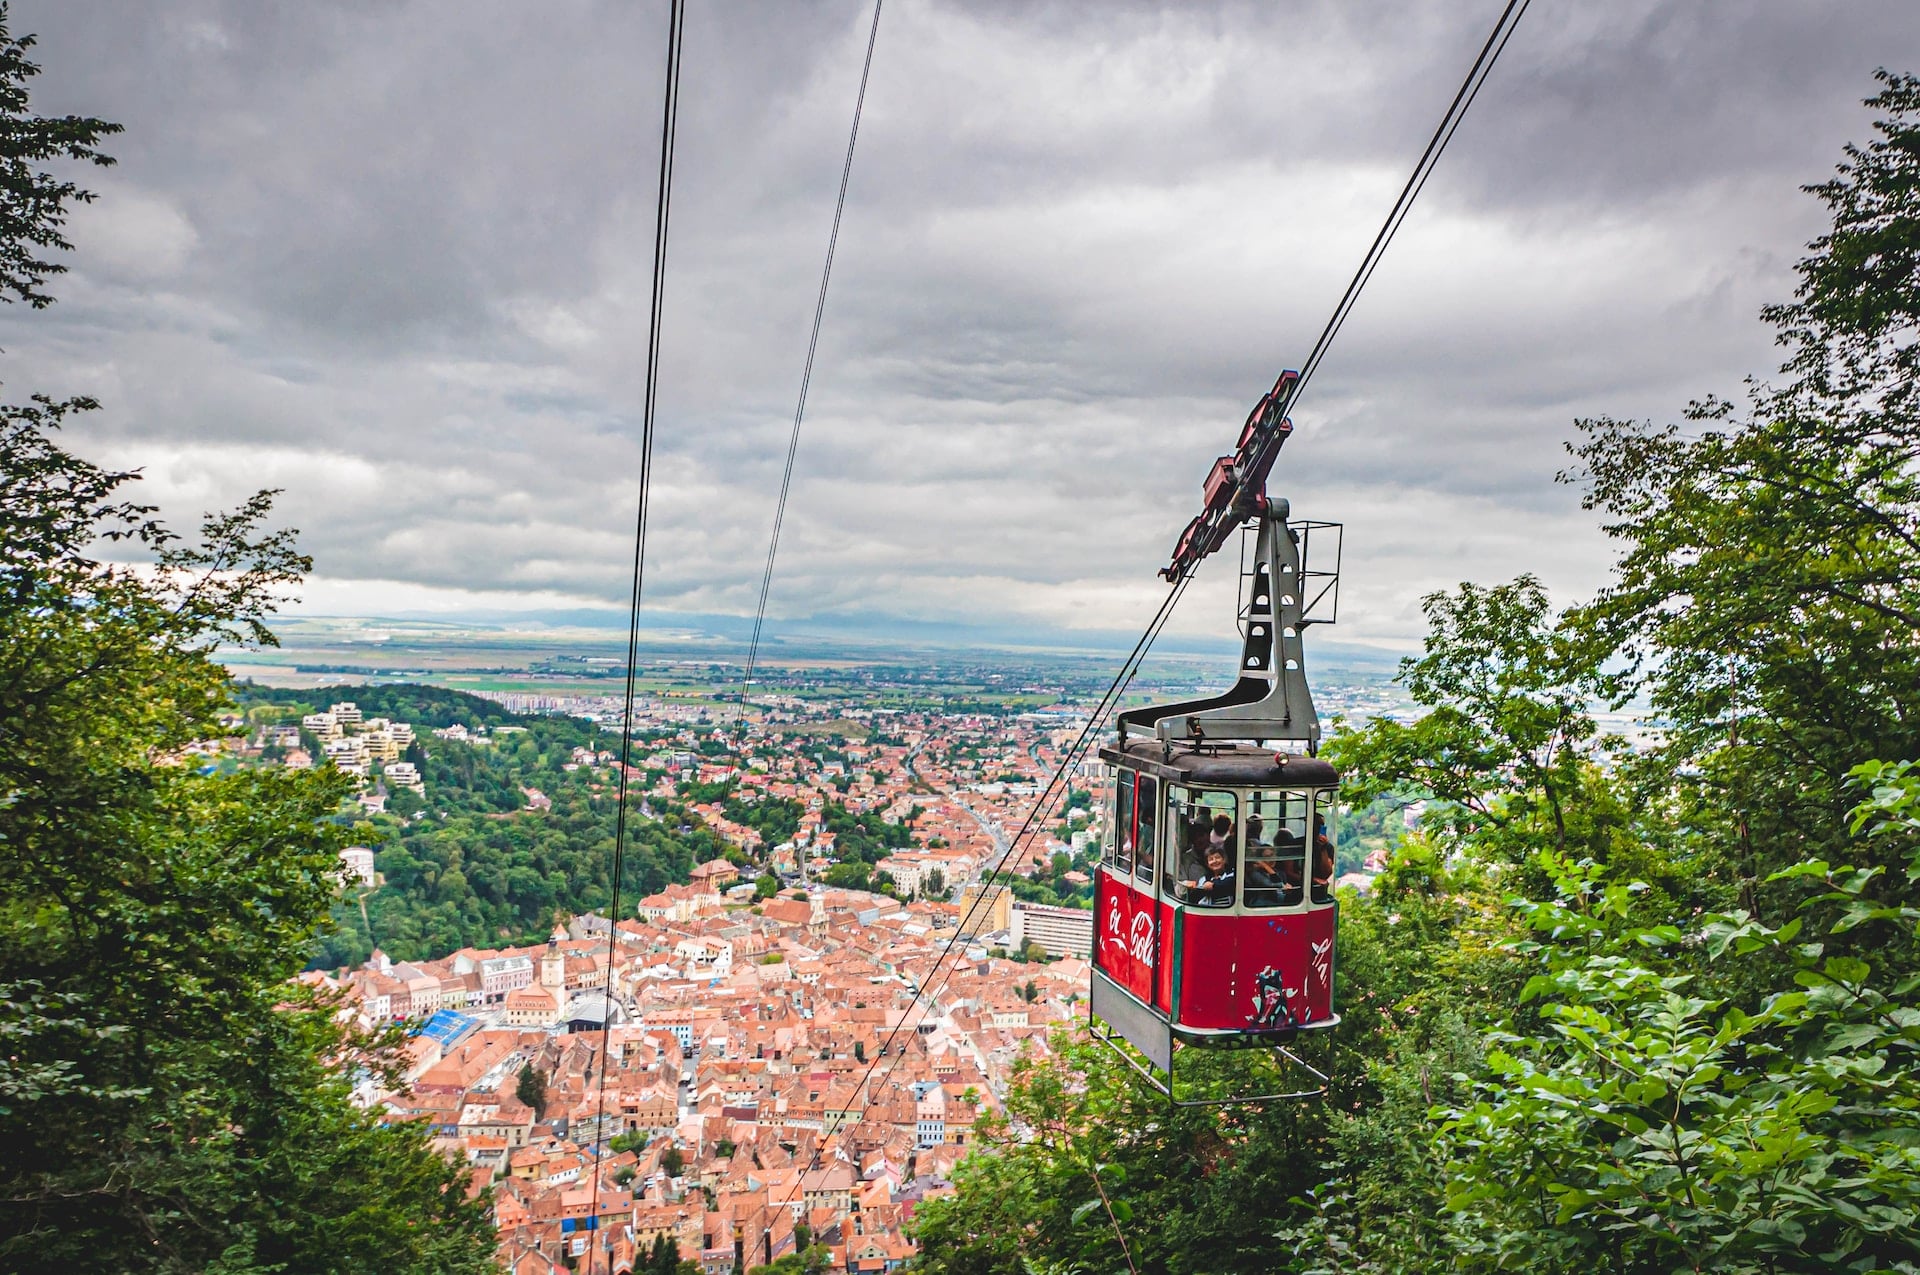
(1090, 370, 1342, 1102)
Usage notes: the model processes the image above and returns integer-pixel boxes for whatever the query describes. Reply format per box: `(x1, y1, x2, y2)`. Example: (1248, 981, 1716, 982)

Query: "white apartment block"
(1009, 900, 1094, 960)
(338, 846, 376, 889)
(876, 858, 928, 896)
(323, 737, 369, 777)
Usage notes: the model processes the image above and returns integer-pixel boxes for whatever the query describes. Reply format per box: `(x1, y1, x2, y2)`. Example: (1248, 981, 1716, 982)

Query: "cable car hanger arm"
(1160, 368, 1299, 583)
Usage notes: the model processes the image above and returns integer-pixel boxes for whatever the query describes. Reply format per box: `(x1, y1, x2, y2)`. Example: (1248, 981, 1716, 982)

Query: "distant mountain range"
(293, 605, 1409, 671)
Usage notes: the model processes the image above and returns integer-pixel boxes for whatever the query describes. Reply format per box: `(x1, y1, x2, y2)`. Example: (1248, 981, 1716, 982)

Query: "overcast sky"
(8, 1, 1916, 649)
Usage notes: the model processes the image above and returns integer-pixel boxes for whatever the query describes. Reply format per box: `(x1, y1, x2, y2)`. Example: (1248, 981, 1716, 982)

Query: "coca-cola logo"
(1102, 895, 1155, 967)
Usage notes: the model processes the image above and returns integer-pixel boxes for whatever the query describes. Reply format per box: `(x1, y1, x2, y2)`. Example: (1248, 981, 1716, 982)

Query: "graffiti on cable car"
(1309, 937, 1332, 997)
(1247, 966, 1299, 1030)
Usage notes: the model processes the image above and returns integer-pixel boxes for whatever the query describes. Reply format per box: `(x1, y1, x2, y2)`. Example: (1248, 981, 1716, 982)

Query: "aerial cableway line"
(592, 2, 686, 1271)
(733, 0, 886, 726)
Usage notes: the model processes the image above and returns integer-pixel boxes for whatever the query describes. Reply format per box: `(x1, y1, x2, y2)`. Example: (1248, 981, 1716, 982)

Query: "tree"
(516, 1061, 549, 1121)
(823, 861, 874, 892)
(0, 12, 495, 1268)
(1563, 71, 1920, 918)
(1324, 576, 1618, 870)
(748, 1249, 828, 1275)
(0, 393, 497, 1272)
(0, 12, 119, 309)
(641, 1232, 699, 1275)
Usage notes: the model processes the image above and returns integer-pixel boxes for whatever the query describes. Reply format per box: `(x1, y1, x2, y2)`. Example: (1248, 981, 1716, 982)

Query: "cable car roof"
(1097, 738, 1337, 788)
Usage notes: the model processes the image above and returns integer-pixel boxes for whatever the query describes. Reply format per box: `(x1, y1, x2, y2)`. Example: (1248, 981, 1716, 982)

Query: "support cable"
(592, 3, 686, 1268)
(770, 0, 1533, 1215)
(734, 0, 885, 727)
(1289, 0, 1530, 410)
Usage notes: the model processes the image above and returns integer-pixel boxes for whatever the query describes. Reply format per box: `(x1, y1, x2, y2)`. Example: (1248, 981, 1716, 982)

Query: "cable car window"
(1243, 790, 1311, 910)
(1111, 771, 1135, 875)
(1311, 790, 1337, 905)
(1134, 776, 1159, 885)
(1166, 787, 1237, 905)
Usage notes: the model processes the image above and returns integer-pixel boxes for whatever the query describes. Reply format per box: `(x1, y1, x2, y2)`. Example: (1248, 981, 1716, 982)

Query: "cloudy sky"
(9, 1, 1917, 649)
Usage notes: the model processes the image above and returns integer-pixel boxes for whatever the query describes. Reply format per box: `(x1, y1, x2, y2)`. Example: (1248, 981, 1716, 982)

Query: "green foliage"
(727, 794, 804, 847)
(913, 1030, 1342, 1275)
(243, 684, 738, 966)
(0, 439, 498, 1272)
(1564, 72, 1920, 920)
(821, 798, 914, 864)
(748, 1247, 828, 1275)
(0, 111, 493, 1275)
(516, 1061, 548, 1120)
(0, 27, 497, 1259)
(1439, 847, 1920, 1273)
(640, 1232, 699, 1275)
(1324, 575, 1618, 871)
(608, 1129, 650, 1155)
(0, 12, 119, 310)
(822, 861, 877, 892)
(678, 776, 735, 804)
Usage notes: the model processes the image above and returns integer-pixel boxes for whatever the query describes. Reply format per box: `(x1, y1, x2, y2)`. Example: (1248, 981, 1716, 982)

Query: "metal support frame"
(1119, 504, 1330, 750)
(1089, 1018, 1330, 1106)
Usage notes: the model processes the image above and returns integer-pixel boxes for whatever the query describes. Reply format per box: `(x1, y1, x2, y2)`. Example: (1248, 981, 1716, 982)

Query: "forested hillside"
(910, 72, 1920, 1275)
(236, 684, 717, 964)
(231, 684, 922, 966)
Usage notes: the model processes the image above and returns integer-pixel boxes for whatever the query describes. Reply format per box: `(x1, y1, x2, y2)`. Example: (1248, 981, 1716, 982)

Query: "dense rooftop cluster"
(323, 877, 1091, 1273)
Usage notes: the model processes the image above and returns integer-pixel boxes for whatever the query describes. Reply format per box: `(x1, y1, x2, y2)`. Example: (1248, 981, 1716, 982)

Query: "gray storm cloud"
(5, 0, 1915, 646)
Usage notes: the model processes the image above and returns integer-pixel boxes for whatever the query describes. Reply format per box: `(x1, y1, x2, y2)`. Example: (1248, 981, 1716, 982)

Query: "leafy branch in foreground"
(1439, 828, 1920, 1275)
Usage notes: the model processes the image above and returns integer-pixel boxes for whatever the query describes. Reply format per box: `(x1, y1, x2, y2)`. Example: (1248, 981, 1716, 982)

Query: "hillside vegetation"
(230, 684, 924, 966)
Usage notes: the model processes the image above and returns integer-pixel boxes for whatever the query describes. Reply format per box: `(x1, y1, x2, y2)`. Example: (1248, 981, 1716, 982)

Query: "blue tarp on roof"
(412, 1009, 479, 1046)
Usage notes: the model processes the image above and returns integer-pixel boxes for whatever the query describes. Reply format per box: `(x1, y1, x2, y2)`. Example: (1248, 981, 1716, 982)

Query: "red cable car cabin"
(1092, 747, 1338, 1047)
(1089, 501, 1342, 1089)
